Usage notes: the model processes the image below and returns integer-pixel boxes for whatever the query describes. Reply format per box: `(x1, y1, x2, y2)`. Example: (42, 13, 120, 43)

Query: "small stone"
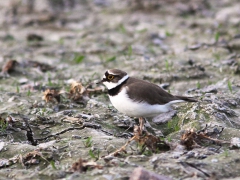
(150, 156, 159, 163)
(8, 96, 17, 102)
(160, 83, 170, 90)
(171, 151, 184, 159)
(38, 140, 56, 149)
(152, 110, 177, 124)
(211, 158, 218, 163)
(108, 158, 122, 166)
(106, 144, 116, 153)
(0, 142, 5, 152)
(18, 78, 28, 84)
(188, 43, 202, 50)
(126, 155, 149, 163)
(201, 85, 218, 94)
(152, 38, 164, 46)
(230, 137, 240, 148)
(72, 135, 82, 139)
(186, 151, 195, 158)
(93, 114, 100, 119)
(130, 167, 172, 180)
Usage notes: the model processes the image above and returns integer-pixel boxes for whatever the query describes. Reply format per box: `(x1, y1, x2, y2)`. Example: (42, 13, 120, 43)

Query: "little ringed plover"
(99, 69, 197, 133)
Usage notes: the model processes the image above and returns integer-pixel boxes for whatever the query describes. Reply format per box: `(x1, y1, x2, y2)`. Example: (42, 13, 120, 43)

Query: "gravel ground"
(0, 0, 240, 179)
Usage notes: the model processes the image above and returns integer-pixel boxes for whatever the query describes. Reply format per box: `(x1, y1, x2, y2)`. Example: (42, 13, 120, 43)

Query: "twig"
(179, 161, 210, 178)
(35, 126, 85, 141)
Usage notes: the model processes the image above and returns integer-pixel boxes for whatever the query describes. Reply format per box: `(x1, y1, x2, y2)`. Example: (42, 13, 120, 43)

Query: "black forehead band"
(105, 71, 109, 77)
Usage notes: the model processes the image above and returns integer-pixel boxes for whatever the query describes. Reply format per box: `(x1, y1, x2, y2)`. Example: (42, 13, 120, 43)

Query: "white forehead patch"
(108, 70, 117, 75)
(103, 74, 129, 90)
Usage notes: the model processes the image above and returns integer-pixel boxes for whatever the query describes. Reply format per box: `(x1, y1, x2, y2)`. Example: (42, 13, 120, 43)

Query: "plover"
(99, 69, 197, 134)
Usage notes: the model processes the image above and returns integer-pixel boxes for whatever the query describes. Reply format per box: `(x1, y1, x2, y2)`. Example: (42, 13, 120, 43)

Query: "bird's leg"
(106, 126, 143, 157)
(105, 118, 146, 157)
(139, 117, 144, 135)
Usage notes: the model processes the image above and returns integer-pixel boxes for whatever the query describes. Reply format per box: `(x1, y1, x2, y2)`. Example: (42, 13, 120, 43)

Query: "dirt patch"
(0, 0, 240, 179)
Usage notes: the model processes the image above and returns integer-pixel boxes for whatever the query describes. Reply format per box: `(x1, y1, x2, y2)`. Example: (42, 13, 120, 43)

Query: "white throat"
(103, 74, 129, 90)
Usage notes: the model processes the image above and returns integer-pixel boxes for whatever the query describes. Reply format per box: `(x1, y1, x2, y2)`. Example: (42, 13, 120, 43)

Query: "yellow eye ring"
(107, 75, 114, 80)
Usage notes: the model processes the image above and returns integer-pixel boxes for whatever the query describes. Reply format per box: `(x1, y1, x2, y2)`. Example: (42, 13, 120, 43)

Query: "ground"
(0, 0, 240, 179)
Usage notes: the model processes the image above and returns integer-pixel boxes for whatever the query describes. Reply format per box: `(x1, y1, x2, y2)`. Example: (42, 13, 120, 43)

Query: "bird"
(99, 69, 197, 134)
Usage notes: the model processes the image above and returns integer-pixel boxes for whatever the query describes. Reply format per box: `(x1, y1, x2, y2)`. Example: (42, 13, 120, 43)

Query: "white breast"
(108, 88, 184, 118)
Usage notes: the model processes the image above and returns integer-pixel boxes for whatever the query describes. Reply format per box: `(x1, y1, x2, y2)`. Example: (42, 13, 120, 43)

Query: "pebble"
(130, 167, 172, 180)
(211, 158, 218, 163)
(152, 110, 177, 124)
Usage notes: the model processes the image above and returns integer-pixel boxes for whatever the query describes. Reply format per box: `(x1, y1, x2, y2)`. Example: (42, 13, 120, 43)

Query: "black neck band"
(108, 78, 128, 96)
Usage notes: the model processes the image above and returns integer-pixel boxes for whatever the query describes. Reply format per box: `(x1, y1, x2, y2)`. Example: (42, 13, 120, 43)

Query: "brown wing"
(126, 78, 182, 105)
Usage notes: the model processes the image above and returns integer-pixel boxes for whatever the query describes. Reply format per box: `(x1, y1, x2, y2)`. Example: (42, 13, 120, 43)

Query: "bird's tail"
(175, 95, 198, 102)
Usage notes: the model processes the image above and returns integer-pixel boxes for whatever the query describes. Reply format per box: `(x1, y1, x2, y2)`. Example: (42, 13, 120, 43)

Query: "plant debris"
(108, 125, 170, 156)
(180, 125, 229, 150)
(69, 81, 89, 103)
(1, 60, 18, 74)
(62, 116, 83, 124)
(70, 158, 103, 173)
(22, 117, 38, 146)
(27, 33, 44, 41)
(0, 155, 19, 168)
(0, 116, 8, 130)
(22, 150, 48, 167)
(179, 161, 211, 178)
(24, 60, 55, 72)
(0, 0, 240, 179)
(35, 126, 84, 141)
(0, 115, 14, 133)
(43, 89, 61, 103)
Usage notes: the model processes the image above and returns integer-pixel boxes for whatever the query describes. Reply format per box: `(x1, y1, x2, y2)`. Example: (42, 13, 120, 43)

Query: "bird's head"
(98, 69, 129, 90)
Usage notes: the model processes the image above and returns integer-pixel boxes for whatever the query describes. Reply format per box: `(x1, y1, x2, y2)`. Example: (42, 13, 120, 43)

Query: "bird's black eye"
(107, 74, 114, 80)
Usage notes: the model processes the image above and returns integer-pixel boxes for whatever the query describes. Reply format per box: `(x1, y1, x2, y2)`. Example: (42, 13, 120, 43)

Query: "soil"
(0, 0, 240, 179)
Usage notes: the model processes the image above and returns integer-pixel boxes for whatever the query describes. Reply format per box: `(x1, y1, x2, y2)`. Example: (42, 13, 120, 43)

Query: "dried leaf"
(62, 117, 83, 124)
(43, 89, 61, 103)
(26, 60, 54, 72)
(1, 60, 18, 73)
(22, 150, 48, 166)
(109, 126, 170, 157)
(180, 125, 228, 150)
(133, 126, 170, 153)
(27, 33, 44, 41)
(69, 81, 89, 103)
(70, 158, 103, 173)
(180, 128, 197, 150)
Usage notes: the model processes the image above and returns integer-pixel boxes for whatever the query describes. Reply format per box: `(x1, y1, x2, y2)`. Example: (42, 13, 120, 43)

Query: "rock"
(18, 78, 28, 84)
(0, 142, 5, 152)
(37, 140, 56, 149)
(106, 144, 116, 153)
(152, 110, 177, 124)
(200, 85, 218, 94)
(215, 5, 240, 25)
(129, 167, 172, 180)
(7, 96, 18, 102)
(230, 137, 240, 148)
